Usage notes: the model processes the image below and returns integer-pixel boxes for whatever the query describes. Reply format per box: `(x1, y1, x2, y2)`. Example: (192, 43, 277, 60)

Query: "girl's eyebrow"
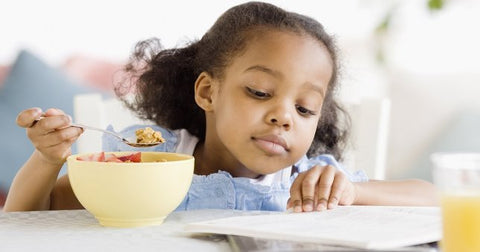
(244, 65, 281, 78)
(303, 82, 325, 98)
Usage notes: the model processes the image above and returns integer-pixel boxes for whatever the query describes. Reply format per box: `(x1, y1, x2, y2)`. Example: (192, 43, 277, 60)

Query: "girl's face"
(201, 30, 333, 177)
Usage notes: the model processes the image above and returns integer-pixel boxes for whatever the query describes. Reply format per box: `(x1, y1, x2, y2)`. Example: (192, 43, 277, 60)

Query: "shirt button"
(215, 188, 224, 197)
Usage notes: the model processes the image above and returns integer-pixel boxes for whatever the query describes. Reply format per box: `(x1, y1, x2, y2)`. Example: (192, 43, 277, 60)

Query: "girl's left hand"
(287, 165, 356, 212)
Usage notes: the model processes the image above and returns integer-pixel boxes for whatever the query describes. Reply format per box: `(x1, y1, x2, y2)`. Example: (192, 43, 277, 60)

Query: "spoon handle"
(71, 123, 127, 142)
(31, 118, 160, 147)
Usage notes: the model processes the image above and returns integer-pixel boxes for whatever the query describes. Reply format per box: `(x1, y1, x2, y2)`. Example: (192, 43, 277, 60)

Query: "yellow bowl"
(67, 152, 194, 227)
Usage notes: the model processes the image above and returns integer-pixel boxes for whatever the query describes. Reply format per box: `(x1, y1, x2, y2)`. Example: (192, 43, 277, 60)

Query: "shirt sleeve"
(293, 154, 369, 183)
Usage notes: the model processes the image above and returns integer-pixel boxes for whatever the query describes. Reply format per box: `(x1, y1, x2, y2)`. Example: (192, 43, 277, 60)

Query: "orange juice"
(440, 193, 480, 252)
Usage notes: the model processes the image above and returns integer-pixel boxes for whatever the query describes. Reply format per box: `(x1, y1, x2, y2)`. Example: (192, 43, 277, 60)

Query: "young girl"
(4, 1, 437, 213)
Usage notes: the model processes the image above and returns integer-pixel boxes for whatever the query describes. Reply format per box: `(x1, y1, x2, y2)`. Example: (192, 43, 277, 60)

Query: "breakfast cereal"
(135, 127, 165, 144)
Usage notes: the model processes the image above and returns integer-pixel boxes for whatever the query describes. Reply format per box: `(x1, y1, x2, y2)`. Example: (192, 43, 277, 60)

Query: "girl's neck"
(192, 142, 218, 176)
(192, 142, 261, 178)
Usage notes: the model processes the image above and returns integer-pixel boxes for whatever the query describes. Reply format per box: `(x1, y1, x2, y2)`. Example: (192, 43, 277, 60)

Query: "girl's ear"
(194, 72, 215, 112)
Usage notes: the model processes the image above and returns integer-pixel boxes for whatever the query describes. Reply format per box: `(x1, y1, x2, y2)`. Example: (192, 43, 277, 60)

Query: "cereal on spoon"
(135, 127, 165, 144)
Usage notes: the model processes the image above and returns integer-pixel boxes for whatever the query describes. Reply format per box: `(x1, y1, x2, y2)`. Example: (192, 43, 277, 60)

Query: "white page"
(185, 206, 442, 250)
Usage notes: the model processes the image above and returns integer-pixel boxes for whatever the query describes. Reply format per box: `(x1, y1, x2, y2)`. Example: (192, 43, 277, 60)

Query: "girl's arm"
(353, 179, 438, 206)
(4, 151, 82, 211)
(3, 108, 83, 212)
(288, 165, 438, 212)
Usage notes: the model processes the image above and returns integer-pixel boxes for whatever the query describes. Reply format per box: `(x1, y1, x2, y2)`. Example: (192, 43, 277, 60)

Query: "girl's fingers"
(16, 108, 43, 128)
(315, 165, 335, 211)
(33, 128, 82, 164)
(30, 115, 72, 135)
(44, 108, 66, 116)
(47, 127, 83, 148)
(327, 172, 347, 209)
(300, 166, 323, 212)
(289, 172, 306, 212)
(42, 137, 78, 163)
(289, 165, 350, 212)
(16, 107, 79, 165)
(33, 127, 83, 149)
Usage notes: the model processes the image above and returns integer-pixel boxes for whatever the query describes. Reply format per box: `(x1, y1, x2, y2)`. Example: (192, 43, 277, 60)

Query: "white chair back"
(73, 93, 390, 180)
(343, 98, 391, 180)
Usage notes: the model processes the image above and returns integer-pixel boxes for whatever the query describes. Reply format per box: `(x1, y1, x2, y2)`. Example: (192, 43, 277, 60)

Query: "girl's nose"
(267, 107, 292, 130)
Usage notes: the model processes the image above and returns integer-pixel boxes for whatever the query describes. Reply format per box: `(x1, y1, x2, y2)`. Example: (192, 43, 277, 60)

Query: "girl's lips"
(252, 135, 289, 155)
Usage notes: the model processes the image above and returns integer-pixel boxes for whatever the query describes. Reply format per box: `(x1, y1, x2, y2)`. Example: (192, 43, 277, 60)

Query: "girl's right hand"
(16, 107, 83, 166)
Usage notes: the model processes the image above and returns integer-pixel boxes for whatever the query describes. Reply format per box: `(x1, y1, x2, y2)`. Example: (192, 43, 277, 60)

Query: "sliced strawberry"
(76, 156, 88, 161)
(118, 152, 141, 163)
(76, 152, 105, 162)
(76, 152, 141, 163)
(104, 153, 122, 162)
(91, 152, 106, 162)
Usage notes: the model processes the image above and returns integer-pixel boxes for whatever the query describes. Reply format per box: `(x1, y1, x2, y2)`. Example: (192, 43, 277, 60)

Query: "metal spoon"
(31, 119, 163, 148)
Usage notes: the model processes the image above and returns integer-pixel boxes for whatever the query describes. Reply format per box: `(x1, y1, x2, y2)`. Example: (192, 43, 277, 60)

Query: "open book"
(185, 206, 442, 250)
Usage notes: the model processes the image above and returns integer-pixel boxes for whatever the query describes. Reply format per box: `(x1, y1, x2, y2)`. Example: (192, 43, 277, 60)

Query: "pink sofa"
(0, 55, 122, 92)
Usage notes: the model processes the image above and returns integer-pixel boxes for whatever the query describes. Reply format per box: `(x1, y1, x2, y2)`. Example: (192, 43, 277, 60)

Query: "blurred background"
(1, 0, 479, 197)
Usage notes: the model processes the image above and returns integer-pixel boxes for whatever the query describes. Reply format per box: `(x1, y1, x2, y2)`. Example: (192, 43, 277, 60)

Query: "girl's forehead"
(228, 30, 333, 81)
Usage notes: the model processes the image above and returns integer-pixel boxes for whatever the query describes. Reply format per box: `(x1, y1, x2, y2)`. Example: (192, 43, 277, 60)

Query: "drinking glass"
(431, 152, 480, 252)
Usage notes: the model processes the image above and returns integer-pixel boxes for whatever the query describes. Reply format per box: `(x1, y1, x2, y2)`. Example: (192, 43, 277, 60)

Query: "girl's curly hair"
(116, 1, 350, 160)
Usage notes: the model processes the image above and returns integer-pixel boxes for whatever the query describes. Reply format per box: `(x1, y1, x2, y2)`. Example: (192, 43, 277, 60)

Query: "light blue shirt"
(103, 125, 368, 212)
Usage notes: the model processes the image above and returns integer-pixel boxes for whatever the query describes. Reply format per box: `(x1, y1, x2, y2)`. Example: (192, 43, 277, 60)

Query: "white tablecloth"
(0, 209, 236, 252)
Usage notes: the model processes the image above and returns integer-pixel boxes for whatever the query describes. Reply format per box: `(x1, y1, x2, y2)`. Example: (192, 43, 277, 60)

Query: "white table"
(0, 209, 237, 252)
(0, 207, 440, 252)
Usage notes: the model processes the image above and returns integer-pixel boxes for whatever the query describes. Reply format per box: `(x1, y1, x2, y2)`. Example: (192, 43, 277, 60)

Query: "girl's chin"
(241, 160, 291, 176)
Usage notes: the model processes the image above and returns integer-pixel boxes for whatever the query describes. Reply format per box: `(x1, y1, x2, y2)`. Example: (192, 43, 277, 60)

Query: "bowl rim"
(67, 151, 194, 164)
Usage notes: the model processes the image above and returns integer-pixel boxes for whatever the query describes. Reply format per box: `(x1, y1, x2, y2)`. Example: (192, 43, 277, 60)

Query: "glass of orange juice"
(431, 152, 480, 252)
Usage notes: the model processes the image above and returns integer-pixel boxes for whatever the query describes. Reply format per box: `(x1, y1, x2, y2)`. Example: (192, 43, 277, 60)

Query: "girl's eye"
(246, 87, 271, 99)
(296, 105, 316, 116)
